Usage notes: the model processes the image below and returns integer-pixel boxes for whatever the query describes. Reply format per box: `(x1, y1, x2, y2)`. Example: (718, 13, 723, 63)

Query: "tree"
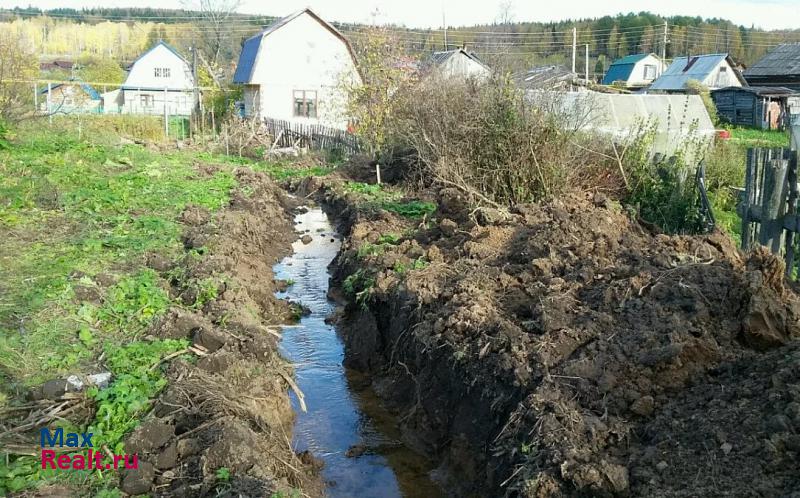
(77, 56, 125, 85)
(345, 27, 416, 155)
(182, 0, 242, 67)
(0, 30, 38, 122)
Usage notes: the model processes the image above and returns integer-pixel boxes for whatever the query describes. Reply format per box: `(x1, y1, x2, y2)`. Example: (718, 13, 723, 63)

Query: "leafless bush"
(216, 116, 273, 158)
(382, 75, 620, 206)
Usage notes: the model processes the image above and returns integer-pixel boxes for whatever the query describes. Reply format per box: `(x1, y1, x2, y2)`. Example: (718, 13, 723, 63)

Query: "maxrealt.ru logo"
(40, 428, 138, 470)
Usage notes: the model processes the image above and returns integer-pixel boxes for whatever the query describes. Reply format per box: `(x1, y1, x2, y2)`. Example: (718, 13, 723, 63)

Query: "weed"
(97, 270, 170, 331)
(193, 277, 221, 309)
(381, 200, 436, 219)
(342, 270, 376, 308)
(357, 242, 386, 258)
(215, 467, 231, 482)
(89, 339, 189, 453)
(393, 257, 429, 276)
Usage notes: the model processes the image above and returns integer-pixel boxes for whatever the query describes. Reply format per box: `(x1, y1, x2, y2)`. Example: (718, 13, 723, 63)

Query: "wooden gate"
(739, 147, 800, 276)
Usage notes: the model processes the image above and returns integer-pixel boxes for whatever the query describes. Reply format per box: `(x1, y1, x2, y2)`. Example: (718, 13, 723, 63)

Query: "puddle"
(273, 206, 442, 498)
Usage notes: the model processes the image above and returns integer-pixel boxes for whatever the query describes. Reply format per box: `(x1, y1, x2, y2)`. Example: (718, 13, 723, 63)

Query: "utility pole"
(191, 44, 199, 136)
(662, 21, 668, 67)
(585, 44, 589, 81)
(442, 10, 448, 50)
(572, 27, 577, 74)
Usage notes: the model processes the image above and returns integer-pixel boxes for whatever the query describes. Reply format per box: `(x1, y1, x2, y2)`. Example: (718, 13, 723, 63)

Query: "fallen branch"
(278, 370, 306, 412)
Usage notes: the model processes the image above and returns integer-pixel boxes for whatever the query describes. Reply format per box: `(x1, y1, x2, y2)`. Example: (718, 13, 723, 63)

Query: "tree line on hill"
(1, 8, 798, 77)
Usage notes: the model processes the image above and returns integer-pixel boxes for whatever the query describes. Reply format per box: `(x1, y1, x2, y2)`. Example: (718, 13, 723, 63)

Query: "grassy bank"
(0, 118, 331, 495)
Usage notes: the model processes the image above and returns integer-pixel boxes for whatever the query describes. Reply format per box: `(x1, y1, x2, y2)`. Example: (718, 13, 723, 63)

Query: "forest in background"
(1, 7, 800, 79)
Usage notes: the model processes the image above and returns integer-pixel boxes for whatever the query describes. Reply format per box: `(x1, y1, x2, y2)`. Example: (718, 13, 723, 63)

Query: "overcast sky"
(11, 0, 800, 30)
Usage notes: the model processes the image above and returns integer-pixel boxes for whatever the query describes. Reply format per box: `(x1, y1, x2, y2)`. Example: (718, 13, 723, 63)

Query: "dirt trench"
(117, 168, 323, 497)
(298, 174, 800, 498)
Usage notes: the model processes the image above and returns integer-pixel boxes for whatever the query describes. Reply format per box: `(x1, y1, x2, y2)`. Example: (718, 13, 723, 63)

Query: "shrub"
(382, 75, 617, 205)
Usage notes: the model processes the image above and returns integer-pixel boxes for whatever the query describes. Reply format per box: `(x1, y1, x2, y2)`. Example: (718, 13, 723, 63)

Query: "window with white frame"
(140, 94, 154, 107)
(643, 64, 657, 80)
(154, 67, 171, 78)
(293, 90, 317, 118)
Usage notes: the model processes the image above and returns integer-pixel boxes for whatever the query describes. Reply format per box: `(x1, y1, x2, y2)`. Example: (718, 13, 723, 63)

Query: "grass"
(343, 182, 437, 219)
(0, 118, 336, 495)
(723, 125, 790, 148)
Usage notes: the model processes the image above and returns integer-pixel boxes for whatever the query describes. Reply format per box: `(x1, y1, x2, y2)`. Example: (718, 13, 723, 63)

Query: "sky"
(8, 0, 800, 30)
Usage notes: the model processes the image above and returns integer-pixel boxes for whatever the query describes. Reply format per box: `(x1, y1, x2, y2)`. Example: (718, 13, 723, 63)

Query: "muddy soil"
(122, 168, 322, 497)
(300, 175, 800, 498)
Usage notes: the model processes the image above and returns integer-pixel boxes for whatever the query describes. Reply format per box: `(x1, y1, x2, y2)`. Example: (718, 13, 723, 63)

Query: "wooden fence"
(739, 146, 800, 276)
(263, 118, 361, 155)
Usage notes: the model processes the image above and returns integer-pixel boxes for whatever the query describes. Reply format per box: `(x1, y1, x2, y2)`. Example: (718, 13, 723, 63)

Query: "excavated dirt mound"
(307, 176, 800, 498)
(122, 168, 322, 497)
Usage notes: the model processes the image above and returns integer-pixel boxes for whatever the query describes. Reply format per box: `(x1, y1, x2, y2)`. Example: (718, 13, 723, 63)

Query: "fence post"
(164, 87, 169, 139)
(47, 83, 52, 125)
(742, 148, 755, 250)
(759, 149, 789, 253)
(785, 150, 799, 277)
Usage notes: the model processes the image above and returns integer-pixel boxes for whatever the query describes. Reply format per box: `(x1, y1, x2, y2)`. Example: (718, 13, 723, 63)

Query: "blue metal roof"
(650, 54, 743, 91)
(233, 33, 262, 83)
(602, 54, 651, 85)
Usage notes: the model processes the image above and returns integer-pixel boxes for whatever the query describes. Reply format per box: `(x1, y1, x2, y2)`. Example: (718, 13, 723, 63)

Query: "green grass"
(723, 125, 790, 148)
(343, 182, 437, 219)
(0, 120, 335, 495)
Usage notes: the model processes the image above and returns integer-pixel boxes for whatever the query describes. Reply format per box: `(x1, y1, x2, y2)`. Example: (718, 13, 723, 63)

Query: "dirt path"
(300, 174, 800, 498)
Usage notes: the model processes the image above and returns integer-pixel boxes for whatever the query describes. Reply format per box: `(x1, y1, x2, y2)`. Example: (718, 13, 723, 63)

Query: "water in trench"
(273, 206, 442, 498)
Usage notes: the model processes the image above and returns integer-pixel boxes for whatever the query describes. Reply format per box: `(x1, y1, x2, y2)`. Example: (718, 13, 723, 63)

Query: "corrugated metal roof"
(233, 8, 359, 84)
(711, 86, 797, 97)
(427, 48, 489, 71)
(649, 54, 742, 91)
(516, 65, 577, 89)
(602, 54, 652, 85)
(612, 54, 650, 65)
(744, 43, 800, 77)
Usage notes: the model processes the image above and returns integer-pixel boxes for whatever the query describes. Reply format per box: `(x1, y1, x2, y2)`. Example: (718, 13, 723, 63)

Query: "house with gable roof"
(103, 40, 196, 115)
(601, 53, 663, 88)
(233, 8, 361, 129)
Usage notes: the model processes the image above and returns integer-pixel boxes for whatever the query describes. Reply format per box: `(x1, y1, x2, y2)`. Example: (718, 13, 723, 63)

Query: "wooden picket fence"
(263, 118, 361, 155)
(739, 146, 800, 276)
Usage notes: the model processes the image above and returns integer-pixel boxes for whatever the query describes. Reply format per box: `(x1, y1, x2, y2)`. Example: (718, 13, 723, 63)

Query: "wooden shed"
(711, 86, 797, 130)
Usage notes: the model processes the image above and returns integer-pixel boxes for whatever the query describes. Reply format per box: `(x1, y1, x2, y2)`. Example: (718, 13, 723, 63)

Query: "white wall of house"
(627, 55, 663, 86)
(437, 52, 490, 80)
(242, 12, 360, 129)
(701, 60, 743, 89)
(124, 43, 194, 91)
(118, 89, 194, 116)
(113, 43, 196, 116)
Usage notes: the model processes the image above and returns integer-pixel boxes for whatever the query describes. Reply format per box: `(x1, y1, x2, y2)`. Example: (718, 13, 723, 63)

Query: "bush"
(383, 75, 616, 205)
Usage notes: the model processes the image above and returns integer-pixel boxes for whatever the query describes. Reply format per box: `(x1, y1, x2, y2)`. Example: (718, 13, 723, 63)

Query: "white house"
(103, 41, 196, 116)
(601, 53, 663, 87)
(649, 53, 746, 92)
(233, 8, 361, 130)
(427, 48, 491, 80)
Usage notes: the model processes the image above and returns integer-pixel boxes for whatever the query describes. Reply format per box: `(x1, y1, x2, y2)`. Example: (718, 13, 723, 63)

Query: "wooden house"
(602, 53, 663, 88)
(649, 54, 745, 92)
(233, 8, 361, 130)
(102, 41, 196, 116)
(711, 86, 798, 130)
(744, 43, 800, 91)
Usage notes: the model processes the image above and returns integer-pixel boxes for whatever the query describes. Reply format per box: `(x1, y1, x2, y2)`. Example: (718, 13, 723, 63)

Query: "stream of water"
(273, 206, 442, 498)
